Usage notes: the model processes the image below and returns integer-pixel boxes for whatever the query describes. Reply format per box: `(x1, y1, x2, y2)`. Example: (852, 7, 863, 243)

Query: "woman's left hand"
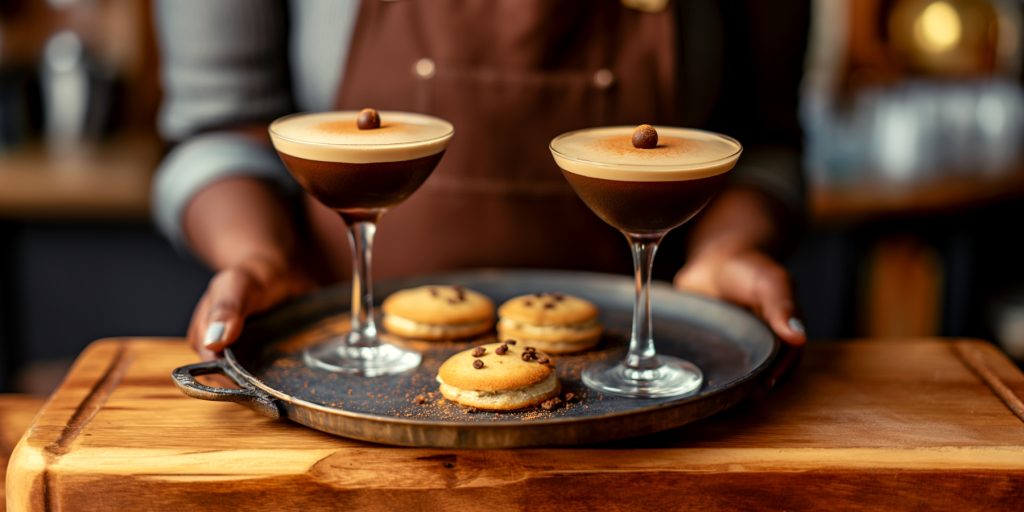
(674, 249, 805, 347)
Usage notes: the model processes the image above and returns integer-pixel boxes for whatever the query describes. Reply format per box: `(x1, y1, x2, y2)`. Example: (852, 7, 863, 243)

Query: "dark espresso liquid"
(279, 151, 444, 217)
(561, 170, 728, 234)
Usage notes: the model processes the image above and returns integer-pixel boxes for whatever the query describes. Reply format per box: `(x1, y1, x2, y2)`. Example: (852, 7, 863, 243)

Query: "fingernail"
(788, 317, 806, 336)
(204, 322, 226, 347)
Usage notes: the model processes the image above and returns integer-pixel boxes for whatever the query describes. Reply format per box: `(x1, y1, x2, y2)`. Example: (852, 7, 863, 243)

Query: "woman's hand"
(674, 247, 806, 389)
(187, 256, 315, 361)
(674, 248, 805, 346)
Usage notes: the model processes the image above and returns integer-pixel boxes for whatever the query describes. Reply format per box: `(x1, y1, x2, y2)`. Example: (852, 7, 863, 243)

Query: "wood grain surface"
(1, 396, 44, 512)
(0, 133, 160, 221)
(7, 338, 1024, 511)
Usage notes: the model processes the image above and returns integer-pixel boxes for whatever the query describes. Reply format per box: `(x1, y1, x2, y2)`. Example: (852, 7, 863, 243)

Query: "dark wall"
(0, 222, 210, 391)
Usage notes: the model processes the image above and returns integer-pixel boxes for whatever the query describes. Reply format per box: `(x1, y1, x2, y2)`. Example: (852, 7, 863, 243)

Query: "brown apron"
(335, 0, 678, 279)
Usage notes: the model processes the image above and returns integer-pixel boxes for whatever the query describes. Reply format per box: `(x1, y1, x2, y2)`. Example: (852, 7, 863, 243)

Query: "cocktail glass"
(550, 126, 741, 397)
(270, 111, 454, 376)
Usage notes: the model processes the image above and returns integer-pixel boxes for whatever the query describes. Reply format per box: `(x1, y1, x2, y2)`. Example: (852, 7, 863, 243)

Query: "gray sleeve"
(151, 0, 296, 246)
(152, 133, 298, 246)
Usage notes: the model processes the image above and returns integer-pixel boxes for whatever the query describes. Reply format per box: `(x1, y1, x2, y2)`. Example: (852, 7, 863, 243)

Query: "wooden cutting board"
(1, 395, 44, 512)
(7, 338, 1024, 511)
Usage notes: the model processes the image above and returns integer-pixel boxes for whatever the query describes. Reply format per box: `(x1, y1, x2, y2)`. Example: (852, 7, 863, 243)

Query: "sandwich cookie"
(382, 285, 494, 341)
(497, 293, 603, 353)
(437, 342, 559, 411)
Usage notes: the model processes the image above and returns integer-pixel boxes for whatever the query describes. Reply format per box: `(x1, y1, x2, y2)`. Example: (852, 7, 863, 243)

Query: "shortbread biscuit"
(382, 285, 494, 340)
(437, 342, 559, 410)
(497, 293, 602, 353)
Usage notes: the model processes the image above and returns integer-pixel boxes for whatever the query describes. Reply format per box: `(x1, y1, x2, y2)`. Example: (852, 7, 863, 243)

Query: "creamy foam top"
(550, 126, 741, 181)
(269, 111, 454, 163)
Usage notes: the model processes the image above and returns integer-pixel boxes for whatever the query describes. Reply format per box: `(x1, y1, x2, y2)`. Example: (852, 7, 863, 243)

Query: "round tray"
(172, 269, 779, 448)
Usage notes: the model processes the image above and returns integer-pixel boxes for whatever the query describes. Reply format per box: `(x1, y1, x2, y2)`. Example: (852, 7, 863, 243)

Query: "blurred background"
(0, 0, 1022, 394)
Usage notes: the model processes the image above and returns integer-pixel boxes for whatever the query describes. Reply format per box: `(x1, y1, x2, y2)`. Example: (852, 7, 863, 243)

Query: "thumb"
(200, 269, 261, 353)
(748, 257, 806, 347)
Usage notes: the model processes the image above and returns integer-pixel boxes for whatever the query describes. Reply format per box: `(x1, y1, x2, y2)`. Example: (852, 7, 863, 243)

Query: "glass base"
(582, 355, 703, 398)
(303, 337, 421, 377)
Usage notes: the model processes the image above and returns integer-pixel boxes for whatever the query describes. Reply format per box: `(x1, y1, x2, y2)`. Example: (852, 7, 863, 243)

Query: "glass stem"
(625, 232, 667, 374)
(345, 219, 379, 347)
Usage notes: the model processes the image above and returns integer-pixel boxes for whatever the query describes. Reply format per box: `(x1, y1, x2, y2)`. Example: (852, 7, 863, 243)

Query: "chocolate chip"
(524, 300, 533, 307)
(524, 346, 536, 352)
(537, 356, 550, 365)
(453, 285, 466, 301)
(506, 340, 517, 345)
(521, 352, 534, 361)
(447, 298, 459, 305)
(357, 108, 381, 130)
(533, 292, 544, 298)
(632, 124, 658, 149)
(414, 394, 428, 405)
(553, 293, 565, 301)
(473, 359, 484, 369)
(543, 302, 555, 309)
(429, 287, 439, 297)
(472, 347, 486, 357)
(495, 344, 508, 355)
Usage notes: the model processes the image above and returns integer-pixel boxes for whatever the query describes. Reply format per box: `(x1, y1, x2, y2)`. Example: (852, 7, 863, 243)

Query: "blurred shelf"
(810, 167, 1024, 224)
(0, 134, 162, 222)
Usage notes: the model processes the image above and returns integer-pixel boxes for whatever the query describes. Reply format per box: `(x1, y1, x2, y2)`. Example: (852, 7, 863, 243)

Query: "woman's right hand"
(187, 255, 315, 360)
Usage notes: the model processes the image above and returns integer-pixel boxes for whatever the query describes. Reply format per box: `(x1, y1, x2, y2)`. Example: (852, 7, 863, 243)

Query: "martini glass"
(270, 111, 453, 376)
(550, 126, 741, 398)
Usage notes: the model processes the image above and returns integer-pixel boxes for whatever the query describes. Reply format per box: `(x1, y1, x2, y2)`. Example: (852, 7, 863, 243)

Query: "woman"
(152, 0, 809, 367)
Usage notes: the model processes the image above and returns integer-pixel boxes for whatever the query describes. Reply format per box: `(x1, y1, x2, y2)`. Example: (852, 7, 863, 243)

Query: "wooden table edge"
(6, 337, 1024, 511)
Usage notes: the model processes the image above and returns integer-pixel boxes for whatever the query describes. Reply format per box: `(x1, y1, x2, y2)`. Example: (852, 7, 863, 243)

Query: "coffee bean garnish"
(506, 340, 517, 345)
(472, 347, 486, 357)
(414, 394, 428, 405)
(537, 356, 550, 365)
(632, 124, 658, 149)
(495, 344, 508, 355)
(357, 108, 381, 130)
(473, 359, 484, 369)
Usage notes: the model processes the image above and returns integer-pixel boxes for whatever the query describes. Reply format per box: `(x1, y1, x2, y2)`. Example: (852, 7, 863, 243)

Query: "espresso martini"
(551, 125, 741, 398)
(270, 110, 454, 376)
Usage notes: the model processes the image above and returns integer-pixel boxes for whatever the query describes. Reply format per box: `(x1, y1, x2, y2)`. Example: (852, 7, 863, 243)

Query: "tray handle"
(172, 360, 283, 420)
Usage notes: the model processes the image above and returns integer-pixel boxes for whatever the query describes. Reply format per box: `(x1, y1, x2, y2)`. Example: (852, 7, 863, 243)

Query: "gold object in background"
(621, 0, 669, 14)
(888, 0, 1019, 76)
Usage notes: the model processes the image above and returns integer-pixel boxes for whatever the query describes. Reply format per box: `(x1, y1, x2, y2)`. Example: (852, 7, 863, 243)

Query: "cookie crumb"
(540, 397, 562, 411)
